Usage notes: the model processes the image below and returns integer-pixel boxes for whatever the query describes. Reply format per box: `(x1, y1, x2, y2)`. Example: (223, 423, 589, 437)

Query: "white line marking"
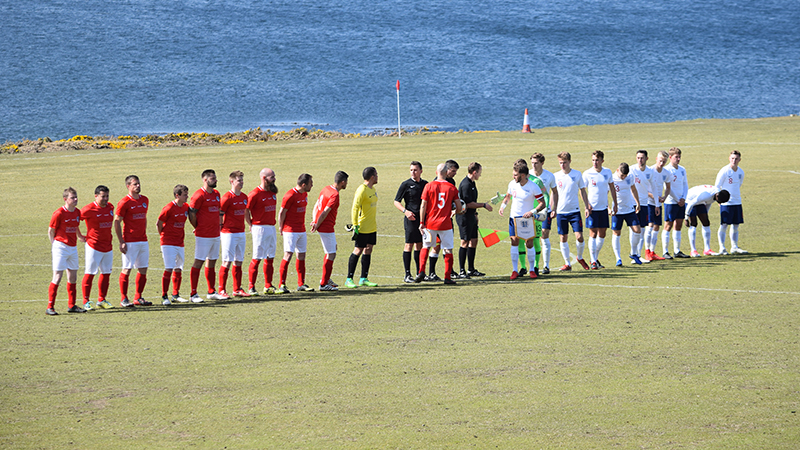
(539, 281, 800, 296)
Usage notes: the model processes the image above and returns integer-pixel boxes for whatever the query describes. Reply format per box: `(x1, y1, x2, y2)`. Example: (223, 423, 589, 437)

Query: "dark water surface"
(1, 0, 798, 141)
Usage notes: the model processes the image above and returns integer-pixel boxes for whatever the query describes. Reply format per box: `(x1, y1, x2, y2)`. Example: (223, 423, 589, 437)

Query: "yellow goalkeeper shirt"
(351, 183, 378, 233)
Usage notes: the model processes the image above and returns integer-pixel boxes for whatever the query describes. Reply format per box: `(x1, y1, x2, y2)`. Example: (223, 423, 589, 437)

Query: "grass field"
(2, 117, 799, 448)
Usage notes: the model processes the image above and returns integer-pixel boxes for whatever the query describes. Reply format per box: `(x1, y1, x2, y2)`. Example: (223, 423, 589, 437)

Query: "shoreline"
(0, 126, 496, 155)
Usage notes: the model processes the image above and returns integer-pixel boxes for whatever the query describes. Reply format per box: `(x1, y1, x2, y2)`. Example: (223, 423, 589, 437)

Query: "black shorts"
(354, 231, 377, 248)
(404, 216, 422, 244)
(456, 213, 478, 241)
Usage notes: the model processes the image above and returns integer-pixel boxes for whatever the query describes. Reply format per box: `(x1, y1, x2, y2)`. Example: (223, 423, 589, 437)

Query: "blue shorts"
(611, 212, 640, 231)
(586, 209, 609, 230)
(636, 208, 648, 228)
(687, 203, 708, 218)
(720, 204, 744, 225)
(647, 205, 662, 226)
(557, 212, 583, 235)
(664, 204, 686, 222)
(542, 213, 552, 230)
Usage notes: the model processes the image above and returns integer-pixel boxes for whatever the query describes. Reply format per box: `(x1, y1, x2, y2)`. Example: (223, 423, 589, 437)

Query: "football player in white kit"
(645, 151, 671, 261)
(630, 150, 655, 262)
(610, 163, 643, 266)
(662, 147, 690, 259)
(582, 151, 617, 270)
(714, 150, 746, 254)
(684, 185, 730, 257)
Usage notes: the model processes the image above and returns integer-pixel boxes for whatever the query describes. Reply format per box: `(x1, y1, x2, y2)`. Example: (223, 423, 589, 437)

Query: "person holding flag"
(499, 160, 546, 280)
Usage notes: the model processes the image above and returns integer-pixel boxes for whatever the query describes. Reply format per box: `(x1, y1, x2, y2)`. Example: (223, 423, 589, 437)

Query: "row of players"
(46, 148, 745, 314)
(493, 148, 744, 281)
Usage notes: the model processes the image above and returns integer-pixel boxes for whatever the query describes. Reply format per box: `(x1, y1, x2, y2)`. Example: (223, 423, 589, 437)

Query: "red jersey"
(189, 188, 221, 238)
(312, 185, 340, 233)
(220, 190, 248, 234)
(158, 200, 189, 247)
(115, 195, 149, 242)
(50, 206, 81, 247)
(247, 186, 277, 226)
(80, 201, 114, 252)
(281, 188, 308, 232)
(421, 180, 459, 231)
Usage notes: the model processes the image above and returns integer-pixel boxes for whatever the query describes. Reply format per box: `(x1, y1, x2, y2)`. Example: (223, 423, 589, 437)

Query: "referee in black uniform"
(456, 162, 493, 277)
(393, 161, 428, 283)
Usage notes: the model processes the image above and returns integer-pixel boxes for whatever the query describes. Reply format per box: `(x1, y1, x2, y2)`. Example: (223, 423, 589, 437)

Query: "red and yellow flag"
(478, 228, 510, 248)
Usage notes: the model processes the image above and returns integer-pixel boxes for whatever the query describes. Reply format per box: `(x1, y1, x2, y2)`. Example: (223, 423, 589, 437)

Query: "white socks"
(560, 241, 571, 265)
(672, 230, 681, 253)
(510, 246, 519, 272)
(688, 226, 697, 252)
(612, 234, 621, 262)
(702, 226, 711, 251)
(576, 240, 585, 260)
(630, 231, 642, 256)
(542, 237, 551, 268)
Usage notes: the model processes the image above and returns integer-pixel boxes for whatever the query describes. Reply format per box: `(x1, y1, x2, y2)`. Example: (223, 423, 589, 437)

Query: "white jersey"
(536, 169, 557, 203)
(582, 167, 614, 210)
(663, 164, 688, 205)
(507, 179, 543, 217)
(554, 169, 586, 214)
(648, 164, 671, 207)
(685, 185, 719, 213)
(630, 165, 654, 205)
(612, 173, 638, 215)
(715, 165, 744, 206)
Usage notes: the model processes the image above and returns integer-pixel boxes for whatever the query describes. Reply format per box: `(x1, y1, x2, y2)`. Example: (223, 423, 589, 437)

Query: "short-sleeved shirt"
(81, 201, 114, 252)
(583, 167, 614, 210)
(664, 164, 688, 205)
(685, 185, 719, 213)
(421, 179, 459, 231)
(158, 200, 189, 247)
(312, 185, 340, 233)
(394, 178, 427, 214)
(116, 194, 149, 243)
(458, 176, 478, 218)
(715, 165, 744, 206)
(507, 179, 544, 217)
(554, 169, 586, 214)
(247, 185, 278, 226)
(50, 207, 81, 247)
(281, 188, 308, 232)
(351, 184, 378, 234)
(630, 165, 654, 206)
(648, 165, 671, 206)
(189, 188, 221, 238)
(612, 173, 637, 215)
(536, 169, 557, 206)
(220, 190, 248, 234)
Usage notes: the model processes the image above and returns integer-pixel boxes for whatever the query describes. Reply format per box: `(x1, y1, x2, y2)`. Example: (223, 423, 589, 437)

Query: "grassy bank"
(1, 117, 799, 448)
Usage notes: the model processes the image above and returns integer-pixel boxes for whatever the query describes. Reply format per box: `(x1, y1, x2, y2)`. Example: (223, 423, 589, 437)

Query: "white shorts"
(221, 232, 246, 262)
(283, 231, 307, 254)
(161, 245, 185, 270)
(84, 244, 113, 275)
(195, 236, 220, 261)
(121, 241, 149, 269)
(318, 232, 337, 255)
(251, 224, 277, 260)
(422, 228, 454, 250)
(52, 241, 79, 271)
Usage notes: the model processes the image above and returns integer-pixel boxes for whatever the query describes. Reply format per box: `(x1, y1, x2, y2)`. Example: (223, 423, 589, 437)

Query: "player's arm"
(187, 208, 198, 228)
(419, 199, 428, 230)
(245, 208, 252, 227)
(76, 214, 86, 243)
(278, 207, 287, 235)
(48, 227, 56, 244)
(714, 168, 725, 190)
(534, 194, 545, 212)
(311, 206, 332, 233)
(581, 188, 592, 216)
(157, 219, 165, 234)
(113, 214, 127, 253)
(609, 182, 618, 214)
(498, 193, 512, 216)
(394, 200, 416, 221)
(549, 186, 558, 215)
(351, 189, 363, 231)
(660, 182, 671, 204)
(631, 184, 640, 213)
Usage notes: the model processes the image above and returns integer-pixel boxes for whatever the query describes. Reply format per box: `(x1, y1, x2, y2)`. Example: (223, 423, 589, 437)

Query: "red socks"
(418, 248, 430, 274)
(279, 258, 289, 286)
(119, 273, 129, 300)
(190, 266, 201, 296)
(248, 259, 260, 289)
(98, 273, 110, 300)
(134, 273, 146, 299)
(48, 282, 58, 309)
(82, 274, 94, 302)
(444, 253, 454, 280)
(218, 266, 229, 293)
(321, 257, 334, 286)
(171, 271, 181, 296)
(205, 267, 216, 294)
(265, 258, 274, 288)
(162, 270, 173, 296)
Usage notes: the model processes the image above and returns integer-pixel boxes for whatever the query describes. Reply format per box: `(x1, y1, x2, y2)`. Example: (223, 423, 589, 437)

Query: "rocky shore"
(1, 126, 488, 155)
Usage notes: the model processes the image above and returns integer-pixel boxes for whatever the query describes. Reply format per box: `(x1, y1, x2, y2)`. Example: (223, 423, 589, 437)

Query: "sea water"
(1, 0, 798, 142)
